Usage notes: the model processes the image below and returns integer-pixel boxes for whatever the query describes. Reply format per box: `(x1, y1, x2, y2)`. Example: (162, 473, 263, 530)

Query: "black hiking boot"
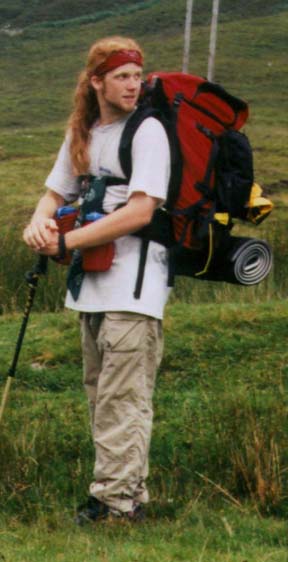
(74, 496, 109, 526)
(109, 503, 146, 522)
(75, 496, 145, 526)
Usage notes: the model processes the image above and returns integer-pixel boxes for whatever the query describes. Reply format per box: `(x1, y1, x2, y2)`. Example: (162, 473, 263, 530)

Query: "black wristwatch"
(57, 233, 67, 261)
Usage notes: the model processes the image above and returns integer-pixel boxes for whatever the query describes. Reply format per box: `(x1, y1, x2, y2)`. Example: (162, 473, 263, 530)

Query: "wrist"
(64, 231, 74, 252)
(58, 233, 67, 260)
(51, 233, 67, 262)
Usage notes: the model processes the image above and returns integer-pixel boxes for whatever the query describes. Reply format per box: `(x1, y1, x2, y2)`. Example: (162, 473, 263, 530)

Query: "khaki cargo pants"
(80, 311, 164, 513)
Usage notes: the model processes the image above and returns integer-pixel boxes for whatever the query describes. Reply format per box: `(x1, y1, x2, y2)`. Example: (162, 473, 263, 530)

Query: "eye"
(117, 73, 128, 81)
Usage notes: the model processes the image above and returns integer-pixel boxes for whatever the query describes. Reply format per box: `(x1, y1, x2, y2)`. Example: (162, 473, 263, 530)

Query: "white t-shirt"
(45, 115, 171, 319)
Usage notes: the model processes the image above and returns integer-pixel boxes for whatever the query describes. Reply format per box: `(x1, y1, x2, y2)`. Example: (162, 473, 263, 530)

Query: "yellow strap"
(195, 223, 214, 277)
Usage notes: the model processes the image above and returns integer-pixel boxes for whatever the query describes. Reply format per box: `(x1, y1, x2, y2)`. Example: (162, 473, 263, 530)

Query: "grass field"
(0, 301, 288, 559)
(0, 509, 288, 562)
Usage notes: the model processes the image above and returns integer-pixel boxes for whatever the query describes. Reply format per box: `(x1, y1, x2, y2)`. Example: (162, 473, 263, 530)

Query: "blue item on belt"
(85, 212, 104, 221)
(56, 206, 77, 218)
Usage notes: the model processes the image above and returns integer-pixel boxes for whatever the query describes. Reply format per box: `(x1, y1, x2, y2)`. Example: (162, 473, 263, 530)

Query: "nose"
(126, 75, 140, 89)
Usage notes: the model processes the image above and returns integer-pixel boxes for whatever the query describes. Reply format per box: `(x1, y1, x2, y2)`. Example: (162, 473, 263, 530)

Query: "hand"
(23, 218, 58, 251)
(37, 229, 60, 256)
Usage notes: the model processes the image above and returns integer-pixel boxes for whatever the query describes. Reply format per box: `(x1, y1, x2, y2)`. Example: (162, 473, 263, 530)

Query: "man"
(23, 36, 171, 523)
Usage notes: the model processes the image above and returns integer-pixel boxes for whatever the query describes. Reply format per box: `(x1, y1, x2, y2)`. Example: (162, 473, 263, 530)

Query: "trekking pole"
(0, 254, 48, 424)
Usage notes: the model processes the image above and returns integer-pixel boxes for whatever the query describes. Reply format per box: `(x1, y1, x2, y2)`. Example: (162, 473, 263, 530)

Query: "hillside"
(0, 0, 287, 311)
(0, 2, 287, 154)
(0, 0, 287, 28)
(0, 0, 144, 27)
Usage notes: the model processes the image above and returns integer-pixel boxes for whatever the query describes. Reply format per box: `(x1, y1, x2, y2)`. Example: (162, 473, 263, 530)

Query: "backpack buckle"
(196, 123, 215, 140)
(173, 93, 184, 108)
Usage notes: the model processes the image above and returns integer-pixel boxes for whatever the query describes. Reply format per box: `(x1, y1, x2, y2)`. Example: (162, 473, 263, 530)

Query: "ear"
(90, 75, 103, 92)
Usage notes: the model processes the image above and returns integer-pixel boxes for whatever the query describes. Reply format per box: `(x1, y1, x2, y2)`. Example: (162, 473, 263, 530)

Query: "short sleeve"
(45, 134, 79, 202)
(128, 117, 171, 205)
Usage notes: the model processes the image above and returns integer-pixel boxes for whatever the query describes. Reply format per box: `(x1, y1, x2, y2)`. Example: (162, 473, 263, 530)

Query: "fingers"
(37, 229, 59, 256)
(23, 218, 58, 251)
(46, 218, 59, 231)
(23, 223, 48, 250)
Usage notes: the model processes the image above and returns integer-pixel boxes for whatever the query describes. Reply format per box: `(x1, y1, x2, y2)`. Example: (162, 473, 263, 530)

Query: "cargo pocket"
(101, 312, 148, 353)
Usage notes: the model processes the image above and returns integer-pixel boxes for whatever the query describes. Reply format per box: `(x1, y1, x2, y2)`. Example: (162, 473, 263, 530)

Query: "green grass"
(1, 507, 288, 561)
(1, 0, 287, 28)
(1, 301, 288, 514)
(0, 301, 288, 559)
(0, 0, 161, 28)
(1, 5, 287, 135)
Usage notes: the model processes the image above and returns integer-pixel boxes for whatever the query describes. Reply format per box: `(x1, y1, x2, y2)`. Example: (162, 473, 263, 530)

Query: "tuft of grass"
(0, 504, 288, 561)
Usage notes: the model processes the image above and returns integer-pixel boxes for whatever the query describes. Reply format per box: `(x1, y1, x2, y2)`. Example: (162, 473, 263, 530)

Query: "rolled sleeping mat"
(197, 236, 273, 285)
(225, 236, 273, 285)
(173, 236, 273, 286)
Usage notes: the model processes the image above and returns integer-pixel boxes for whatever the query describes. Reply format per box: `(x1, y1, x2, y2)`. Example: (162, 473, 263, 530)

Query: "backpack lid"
(146, 72, 249, 130)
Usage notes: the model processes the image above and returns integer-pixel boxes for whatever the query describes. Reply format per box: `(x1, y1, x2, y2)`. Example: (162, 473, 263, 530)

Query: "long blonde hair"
(68, 36, 144, 175)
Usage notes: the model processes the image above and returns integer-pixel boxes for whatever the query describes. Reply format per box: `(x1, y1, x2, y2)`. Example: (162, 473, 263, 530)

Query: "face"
(91, 62, 143, 120)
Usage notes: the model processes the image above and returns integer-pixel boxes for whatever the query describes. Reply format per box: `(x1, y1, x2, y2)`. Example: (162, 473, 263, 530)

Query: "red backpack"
(119, 72, 272, 296)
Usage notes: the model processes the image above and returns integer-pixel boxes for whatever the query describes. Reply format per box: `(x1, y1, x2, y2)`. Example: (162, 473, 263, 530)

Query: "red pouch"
(82, 221, 115, 272)
(54, 208, 79, 265)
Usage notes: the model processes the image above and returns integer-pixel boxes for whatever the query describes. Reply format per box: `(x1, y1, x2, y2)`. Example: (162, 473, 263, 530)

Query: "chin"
(124, 104, 137, 114)
(126, 108, 136, 114)
(121, 100, 137, 111)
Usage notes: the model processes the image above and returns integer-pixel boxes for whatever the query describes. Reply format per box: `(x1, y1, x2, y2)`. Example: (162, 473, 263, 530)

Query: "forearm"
(32, 190, 65, 220)
(65, 193, 157, 251)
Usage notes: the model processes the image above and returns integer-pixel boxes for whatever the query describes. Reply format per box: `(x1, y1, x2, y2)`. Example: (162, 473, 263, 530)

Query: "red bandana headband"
(94, 49, 143, 77)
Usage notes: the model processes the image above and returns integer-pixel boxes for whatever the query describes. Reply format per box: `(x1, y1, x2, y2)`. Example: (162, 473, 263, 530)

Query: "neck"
(98, 105, 133, 126)
(97, 92, 135, 125)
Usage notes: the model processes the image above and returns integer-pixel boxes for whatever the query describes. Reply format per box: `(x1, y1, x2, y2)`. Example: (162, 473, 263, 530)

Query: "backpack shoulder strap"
(119, 104, 161, 180)
(118, 104, 167, 300)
